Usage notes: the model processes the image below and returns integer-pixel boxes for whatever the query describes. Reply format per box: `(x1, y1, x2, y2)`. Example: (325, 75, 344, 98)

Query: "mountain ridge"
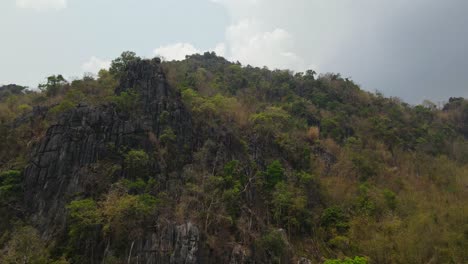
(0, 52, 466, 263)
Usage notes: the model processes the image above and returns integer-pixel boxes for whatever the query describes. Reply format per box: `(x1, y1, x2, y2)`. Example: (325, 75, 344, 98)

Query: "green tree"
(0, 170, 22, 206)
(109, 51, 140, 78)
(272, 182, 309, 233)
(112, 89, 139, 114)
(264, 160, 285, 190)
(66, 199, 102, 259)
(321, 206, 349, 235)
(124, 149, 150, 179)
(101, 192, 158, 247)
(250, 107, 292, 138)
(255, 229, 288, 263)
(159, 128, 177, 145)
(1, 226, 50, 264)
(38, 74, 67, 97)
(67, 199, 102, 238)
(383, 189, 397, 210)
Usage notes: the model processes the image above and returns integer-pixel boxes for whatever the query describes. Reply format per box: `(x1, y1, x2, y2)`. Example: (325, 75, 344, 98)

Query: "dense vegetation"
(0, 52, 467, 263)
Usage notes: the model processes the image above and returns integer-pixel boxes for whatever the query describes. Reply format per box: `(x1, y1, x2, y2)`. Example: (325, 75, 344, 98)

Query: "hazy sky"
(1, 0, 467, 104)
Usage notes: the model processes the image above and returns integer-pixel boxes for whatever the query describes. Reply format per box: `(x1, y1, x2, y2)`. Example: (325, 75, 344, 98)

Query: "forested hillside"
(0, 52, 467, 264)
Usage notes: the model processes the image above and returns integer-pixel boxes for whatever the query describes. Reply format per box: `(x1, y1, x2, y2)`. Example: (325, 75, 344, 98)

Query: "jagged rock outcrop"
(170, 222, 200, 264)
(12, 105, 49, 128)
(22, 58, 256, 263)
(115, 222, 200, 264)
(23, 58, 192, 240)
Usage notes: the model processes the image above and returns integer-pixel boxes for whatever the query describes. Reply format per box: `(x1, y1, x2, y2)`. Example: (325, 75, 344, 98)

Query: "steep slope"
(0, 52, 466, 264)
(23, 58, 199, 262)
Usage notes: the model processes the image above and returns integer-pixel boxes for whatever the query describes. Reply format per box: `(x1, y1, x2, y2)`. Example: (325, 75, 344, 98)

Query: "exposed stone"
(23, 59, 193, 243)
(124, 222, 200, 264)
(170, 222, 199, 264)
(20, 58, 288, 264)
(297, 257, 312, 264)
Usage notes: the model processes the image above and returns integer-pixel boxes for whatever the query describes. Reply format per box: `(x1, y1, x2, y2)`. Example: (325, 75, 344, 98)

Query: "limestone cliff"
(23, 58, 203, 263)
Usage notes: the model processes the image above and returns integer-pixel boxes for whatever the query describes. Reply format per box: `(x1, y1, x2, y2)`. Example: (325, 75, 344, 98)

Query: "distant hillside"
(0, 52, 467, 264)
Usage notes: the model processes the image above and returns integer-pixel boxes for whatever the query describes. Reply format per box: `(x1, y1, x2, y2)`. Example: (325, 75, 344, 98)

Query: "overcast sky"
(1, 0, 467, 104)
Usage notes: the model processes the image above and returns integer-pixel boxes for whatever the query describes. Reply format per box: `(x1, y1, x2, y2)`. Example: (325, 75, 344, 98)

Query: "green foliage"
(324, 256, 368, 264)
(124, 149, 149, 178)
(101, 192, 158, 242)
(1, 226, 50, 264)
(0, 170, 23, 232)
(38, 74, 67, 97)
(328, 235, 351, 251)
(0, 170, 22, 204)
(383, 189, 397, 210)
(255, 229, 288, 263)
(0, 84, 27, 101)
(223, 163, 244, 216)
(50, 100, 74, 114)
(67, 199, 102, 247)
(222, 184, 241, 219)
(49, 256, 70, 264)
(112, 89, 139, 114)
(355, 184, 377, 216)
(181, 88, 241, 125)
(18, 103, 32, 113)
(66, 191, 161, 260)
(122, 178, 147, 194)
(321, 206, 349, 234)
(250, 107, 292, 137)
(264, 160, 285, 190)
(321, 117, 345, 141)
(159, 127, 177, 145)
(210, 162, 244, 221)
(350, 151, 380, 181)
(109, 51, 140, 78)
(271, 182, 309, 232)
(1, 52, 468, 263)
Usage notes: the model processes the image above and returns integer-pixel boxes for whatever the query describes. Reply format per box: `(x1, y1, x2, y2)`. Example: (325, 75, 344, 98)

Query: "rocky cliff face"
(23, 59, 204, 263)
(121, 222, 200, 264)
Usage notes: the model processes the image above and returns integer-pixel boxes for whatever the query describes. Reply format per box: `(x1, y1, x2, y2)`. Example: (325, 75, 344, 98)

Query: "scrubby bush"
(124, 149, 150, 178)
(1, 226, 50, 264)
(324, 256, 368, 264)
(255, 229, 288, 263)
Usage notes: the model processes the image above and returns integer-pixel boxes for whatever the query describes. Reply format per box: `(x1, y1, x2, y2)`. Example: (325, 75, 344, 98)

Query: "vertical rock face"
(170, 222, 200, 264)
(23, 59, 192, 240)
(121, 222, 199, 264)
(22, 58, 251, 263)
(24, 104, 122, 238)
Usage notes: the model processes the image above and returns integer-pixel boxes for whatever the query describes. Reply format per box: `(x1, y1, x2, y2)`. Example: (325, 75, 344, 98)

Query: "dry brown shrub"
(322, 138, 341, 157)
(147, 131, 159, 146)
(306, 126, 320, 143)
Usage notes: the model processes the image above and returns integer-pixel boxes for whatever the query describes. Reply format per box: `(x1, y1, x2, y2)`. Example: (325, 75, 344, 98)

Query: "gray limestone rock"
(23, 59, 193, 243)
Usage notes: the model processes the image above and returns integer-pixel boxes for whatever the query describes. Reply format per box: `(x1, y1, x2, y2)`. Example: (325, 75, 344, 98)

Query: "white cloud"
(150, 0, 304, 71)
(213, 43, 226, 57)
(16, 0, 67, 10)
(81, 56, 111, 74)
(223, 19, 304, 70)
(208, 1, 307, 71)
(153, 43, 200, 61)
(152, 21, 303, 71)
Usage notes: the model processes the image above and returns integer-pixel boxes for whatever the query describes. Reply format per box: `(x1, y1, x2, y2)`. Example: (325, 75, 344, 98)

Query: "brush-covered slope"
(0, 52, 467, 264)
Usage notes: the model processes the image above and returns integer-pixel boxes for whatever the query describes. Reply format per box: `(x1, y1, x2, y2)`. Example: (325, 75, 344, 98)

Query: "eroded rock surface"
(24, 58, 192, 240)
(22, 58, 255, 263)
